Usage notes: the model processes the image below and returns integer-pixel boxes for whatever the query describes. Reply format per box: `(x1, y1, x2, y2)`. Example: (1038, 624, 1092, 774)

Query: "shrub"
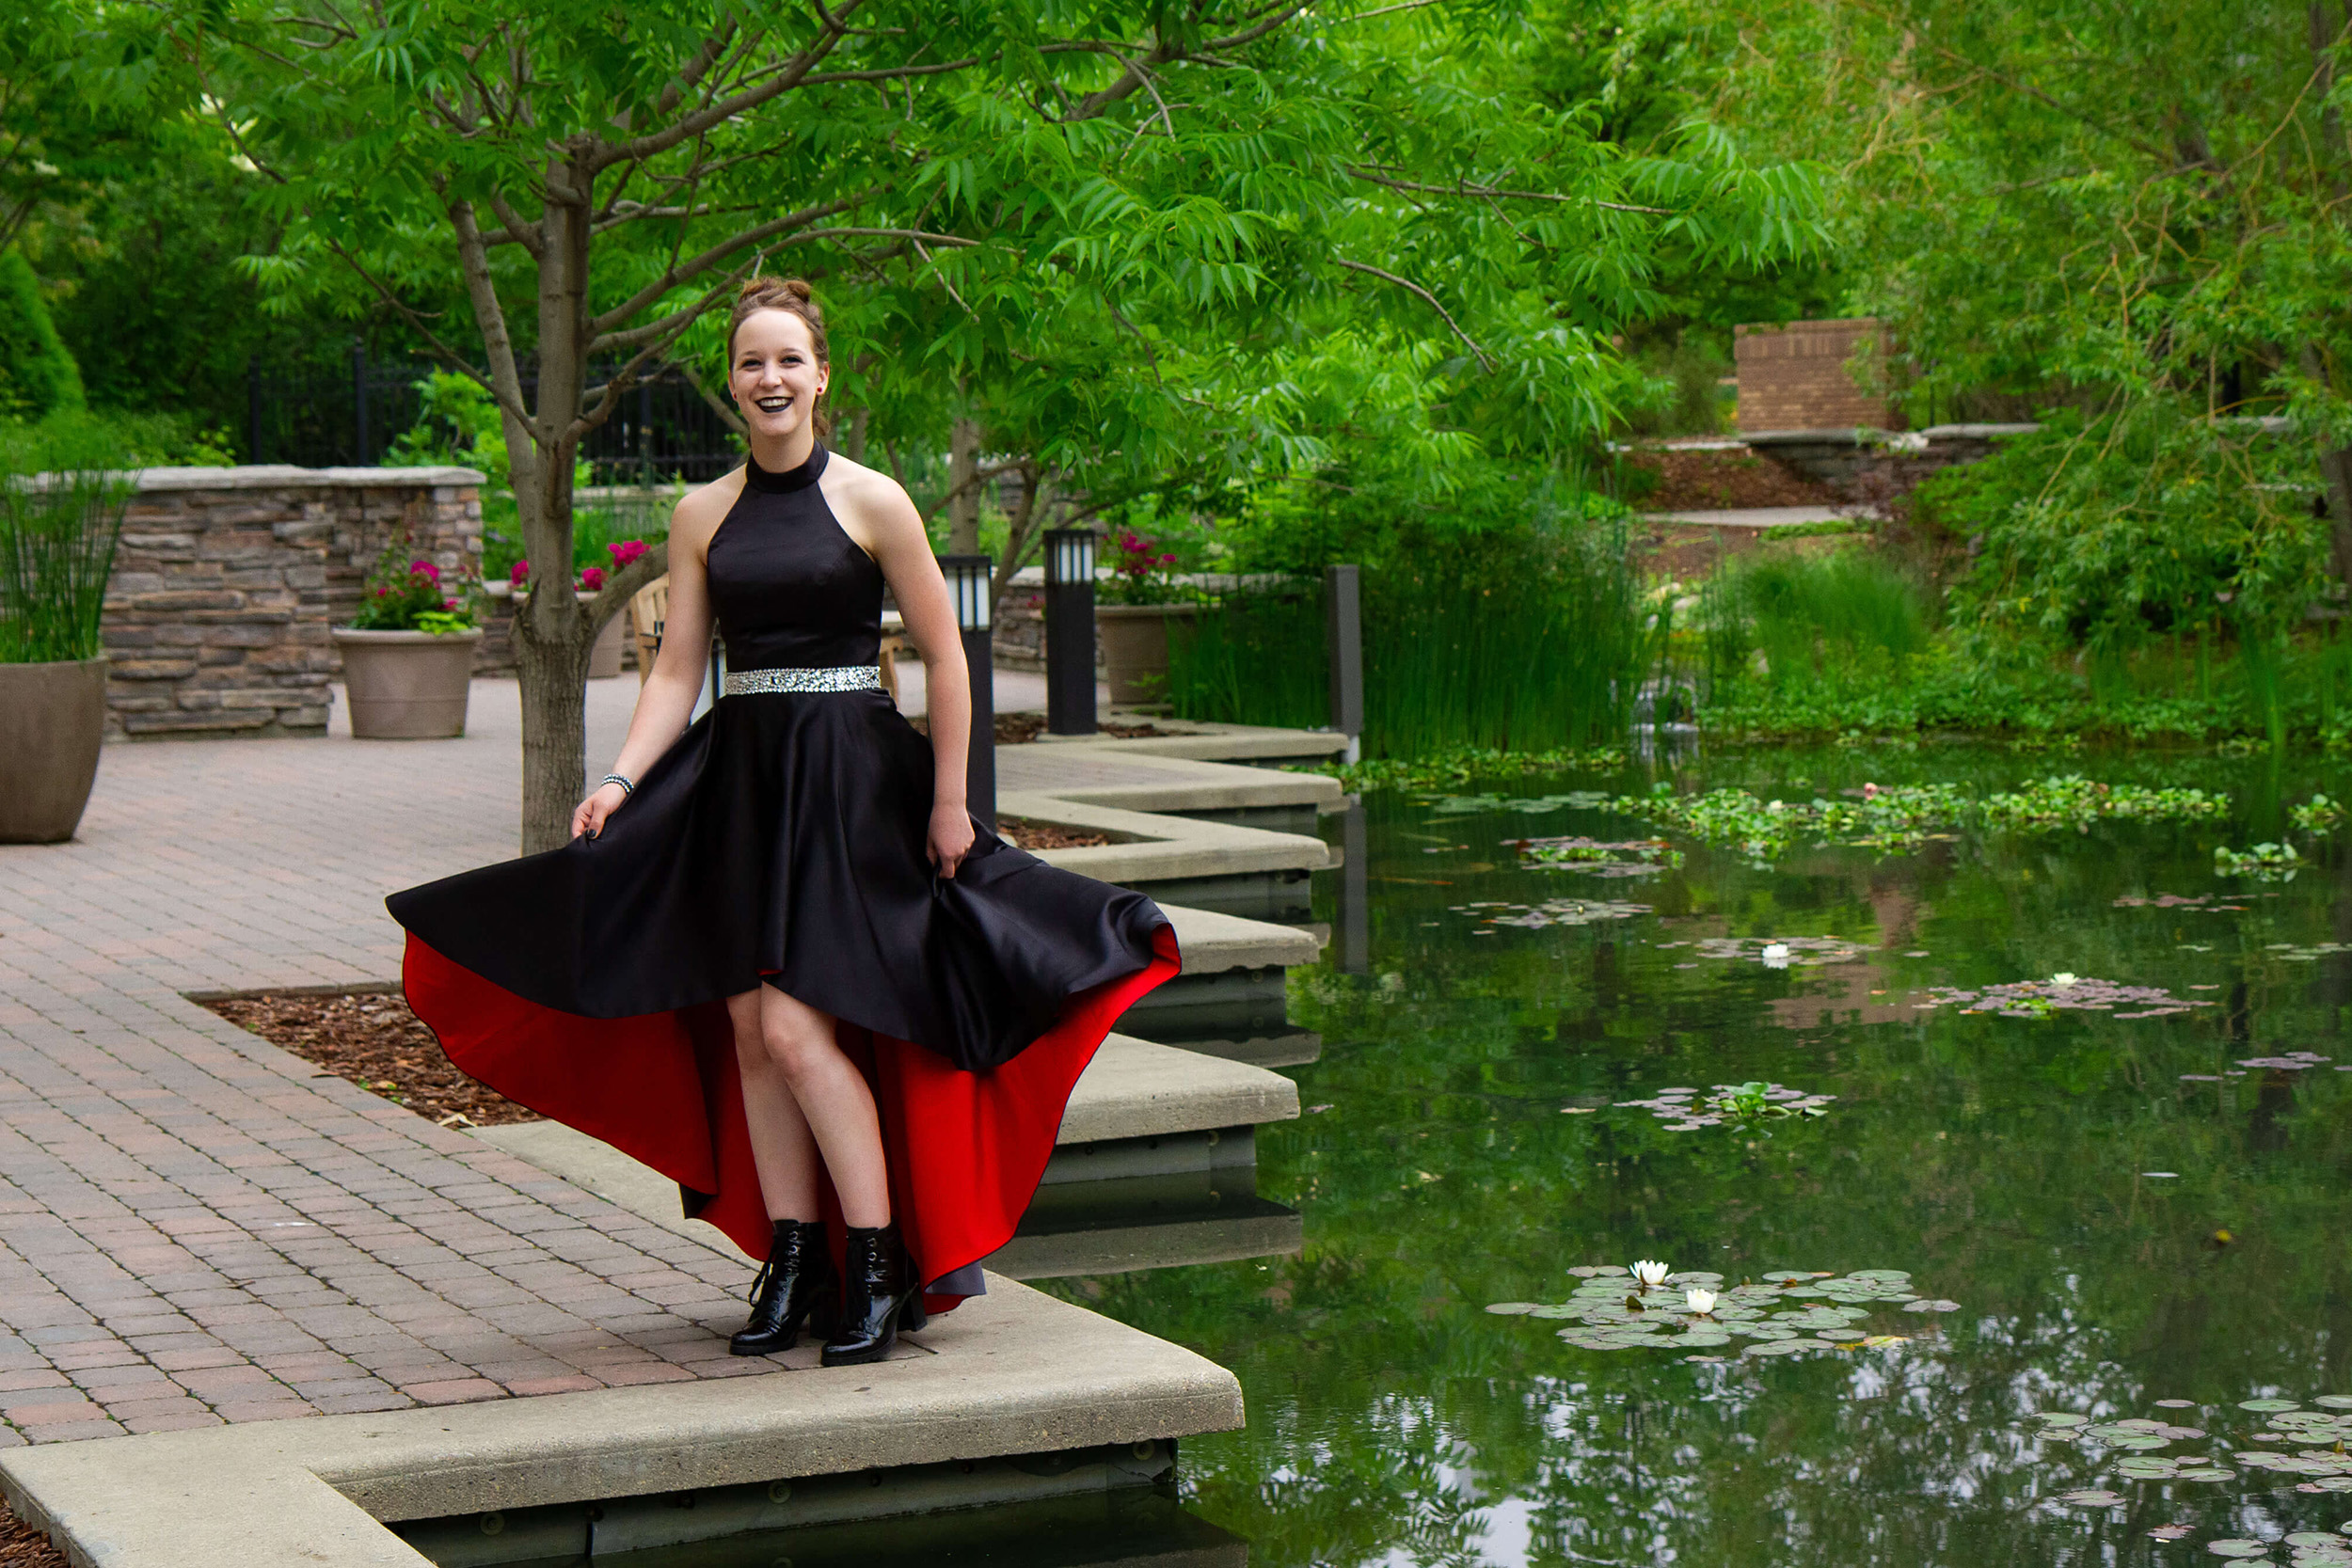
(1919, 406, 2327, 648)
(0, 249, 85, 420)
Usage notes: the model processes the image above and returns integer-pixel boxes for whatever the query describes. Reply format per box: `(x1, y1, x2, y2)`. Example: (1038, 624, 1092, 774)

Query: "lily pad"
(2316, 1396, 2352, 1410)
(2178, 1468, 2237, 1481)
(2244, 1400, 2303, 1413)
(1903, 1299, 1963, 1313)
(1816, 1329, 1867, 1342)
(2152, 1524, 2196, 1541)
(2033, 1412, 2092, 1429)
(2289, 1537, 2349, 1550)
(1744, 1338, 1817, 1356)
(1486, 1302, 1539, 1315)
(2209, 1543, 2270, 1559)
(2058, 1488, 2125, 1506)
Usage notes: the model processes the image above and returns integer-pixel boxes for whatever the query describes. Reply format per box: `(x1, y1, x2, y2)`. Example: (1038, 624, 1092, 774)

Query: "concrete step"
(0, 1279, 1242, 1568)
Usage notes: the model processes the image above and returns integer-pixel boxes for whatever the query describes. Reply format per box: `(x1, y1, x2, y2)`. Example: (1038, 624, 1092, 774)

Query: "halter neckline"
(744, 442, 828, 494)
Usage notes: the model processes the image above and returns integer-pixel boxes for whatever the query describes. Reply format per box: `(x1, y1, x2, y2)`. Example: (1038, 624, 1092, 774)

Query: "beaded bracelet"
(599, 774, 636, 797)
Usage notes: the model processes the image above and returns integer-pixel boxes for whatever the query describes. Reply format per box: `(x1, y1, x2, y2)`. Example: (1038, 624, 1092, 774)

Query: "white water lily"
(1685, 1288, 1718, 1316)
(2049, 972, 2079, 987)
(1629, 1259, 1671, 1290)
(1761, 942, 1793, 970)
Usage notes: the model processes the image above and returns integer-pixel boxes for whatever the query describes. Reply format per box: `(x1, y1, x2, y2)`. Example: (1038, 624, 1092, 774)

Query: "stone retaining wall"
(103, 465, 486, 739)
(1743, 424, 2042, 493)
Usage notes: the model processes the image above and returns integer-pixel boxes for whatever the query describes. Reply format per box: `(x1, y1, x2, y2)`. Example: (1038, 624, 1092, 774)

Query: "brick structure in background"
(102, 466, 486, 740)
(1734, 318, 1897, 433)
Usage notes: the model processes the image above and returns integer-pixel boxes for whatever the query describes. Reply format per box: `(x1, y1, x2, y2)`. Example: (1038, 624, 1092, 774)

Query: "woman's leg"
(726, 987, 825, 1223)
(753, 984, 893, 1229)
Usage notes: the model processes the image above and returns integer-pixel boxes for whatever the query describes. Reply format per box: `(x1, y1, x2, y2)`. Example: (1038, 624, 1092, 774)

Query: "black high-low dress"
(387, 443, 1178, 1312)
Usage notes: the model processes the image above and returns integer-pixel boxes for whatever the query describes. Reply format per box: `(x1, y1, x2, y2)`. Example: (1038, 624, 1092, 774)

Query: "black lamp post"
(1043, 527, 1097, 736)
(940, 554, 996, 828)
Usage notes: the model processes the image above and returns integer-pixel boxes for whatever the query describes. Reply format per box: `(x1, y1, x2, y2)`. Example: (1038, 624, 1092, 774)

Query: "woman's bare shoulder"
(669, 469, 745, 553)
(821, 451, 919, 526)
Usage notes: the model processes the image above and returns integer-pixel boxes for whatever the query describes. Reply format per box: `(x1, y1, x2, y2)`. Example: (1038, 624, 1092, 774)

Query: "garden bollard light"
(1044, 527, 1098, 736)
(941, 553, 997, 829)
(1326, 563, 1363, 764)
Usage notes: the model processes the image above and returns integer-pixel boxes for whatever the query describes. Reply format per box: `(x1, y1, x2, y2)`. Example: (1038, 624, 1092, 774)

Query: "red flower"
(409, 560, 440, 582)
(609, 540, 649, 568)
(511, 560, 531, 586)
(580, 566, 607, 591)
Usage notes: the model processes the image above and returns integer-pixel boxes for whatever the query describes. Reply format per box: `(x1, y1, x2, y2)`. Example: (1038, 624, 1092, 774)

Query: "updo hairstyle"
(726, 277, 831, 435)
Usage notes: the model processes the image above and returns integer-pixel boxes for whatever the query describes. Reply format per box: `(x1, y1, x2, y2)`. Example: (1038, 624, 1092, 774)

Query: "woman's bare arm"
(827, 459, 976, 877)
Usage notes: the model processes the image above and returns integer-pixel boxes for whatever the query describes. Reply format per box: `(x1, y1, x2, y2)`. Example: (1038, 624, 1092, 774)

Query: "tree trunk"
(514, 148, 600, 854)
(2319, 442, 2352, 594)
(947, 416, 983, 554)
(515, 603, 596, 852)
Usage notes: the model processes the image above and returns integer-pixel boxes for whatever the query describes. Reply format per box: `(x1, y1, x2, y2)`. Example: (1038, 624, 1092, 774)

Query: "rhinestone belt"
(722, 664, 883, 697)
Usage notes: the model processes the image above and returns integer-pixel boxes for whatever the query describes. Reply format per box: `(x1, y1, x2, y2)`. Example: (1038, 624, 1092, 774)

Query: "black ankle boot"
(819, 1222, 927, 1367)
(729, 1219, 837, 1356)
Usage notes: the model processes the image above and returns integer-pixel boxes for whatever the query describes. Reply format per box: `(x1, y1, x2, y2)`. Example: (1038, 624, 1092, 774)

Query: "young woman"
(388, 277, 1178, 1367)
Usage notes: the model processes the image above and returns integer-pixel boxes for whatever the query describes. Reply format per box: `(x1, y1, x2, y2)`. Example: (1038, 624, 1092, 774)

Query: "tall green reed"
(0, 464, 133, 664)
(1165, 579, 1327, 728)
(1168, 515, 1654, 752)
(1700, 546, 1931, 694)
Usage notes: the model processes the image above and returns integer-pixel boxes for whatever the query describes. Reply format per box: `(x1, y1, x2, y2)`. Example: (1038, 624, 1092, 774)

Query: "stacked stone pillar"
(102, 466, 486, 739)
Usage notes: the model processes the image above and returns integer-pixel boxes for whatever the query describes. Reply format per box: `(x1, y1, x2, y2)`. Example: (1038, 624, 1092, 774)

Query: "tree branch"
(1345, 165, 1675, 215)
(594, 3, 871, 170)
(1333, 257, 1495, 372)
(587, 192, 874, 335)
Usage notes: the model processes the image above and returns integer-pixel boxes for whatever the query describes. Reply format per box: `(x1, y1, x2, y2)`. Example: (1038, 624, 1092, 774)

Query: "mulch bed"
(1627, 447, 1842, 511)
(201, 990, 539, 1130)
(999, 819, 1115, 850)
(1, 1503, 66, 1568)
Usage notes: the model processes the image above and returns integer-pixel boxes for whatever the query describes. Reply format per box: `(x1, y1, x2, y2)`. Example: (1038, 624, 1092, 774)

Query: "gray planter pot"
(333, 627, 484, 739)
(1095, 602, 1199, 707)
(0, 655, 107, 843)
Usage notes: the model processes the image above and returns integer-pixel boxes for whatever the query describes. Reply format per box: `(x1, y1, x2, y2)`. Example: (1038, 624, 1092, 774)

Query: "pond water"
(1041, 744, 2352, 1568)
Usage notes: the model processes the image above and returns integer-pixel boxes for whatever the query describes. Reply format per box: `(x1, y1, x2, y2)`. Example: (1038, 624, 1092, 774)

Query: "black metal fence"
(246, 343, 745, 483)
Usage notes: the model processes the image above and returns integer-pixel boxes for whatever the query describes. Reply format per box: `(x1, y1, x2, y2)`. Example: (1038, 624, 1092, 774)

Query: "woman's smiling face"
(729, 308, 827, 441)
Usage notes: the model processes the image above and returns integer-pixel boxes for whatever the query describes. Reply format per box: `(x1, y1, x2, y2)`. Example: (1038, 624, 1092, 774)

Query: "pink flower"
(609, 540, 648, 568)
(580, 566, 607, 591)
(443, 597, 458, 611)
(410, 560, 440, 582)
(510, 560, 531, 586)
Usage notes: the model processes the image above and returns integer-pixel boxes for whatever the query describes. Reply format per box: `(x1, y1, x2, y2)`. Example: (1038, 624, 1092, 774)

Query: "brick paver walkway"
(0, 682, 749, 1448)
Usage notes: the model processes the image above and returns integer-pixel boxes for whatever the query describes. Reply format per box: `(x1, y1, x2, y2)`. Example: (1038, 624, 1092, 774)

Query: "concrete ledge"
(990, 1200, 1303, 1280)
(1034, 722, 1349, 765)
(127, 464, 489, 491)
(1058, 1036, 1298, 1144)
(0, 1277, 1243, 1565)
(1158, 905, 1325, 974)
(1010, 793, 1335, 886)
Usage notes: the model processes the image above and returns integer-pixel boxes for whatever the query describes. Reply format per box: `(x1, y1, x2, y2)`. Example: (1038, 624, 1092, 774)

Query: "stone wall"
(1744, 424, 2042, 494)
(1734, 318, 1895, 434)
(103, 466, 486, 739)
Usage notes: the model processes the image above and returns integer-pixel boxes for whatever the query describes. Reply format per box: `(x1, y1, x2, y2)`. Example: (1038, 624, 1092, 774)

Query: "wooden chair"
(879, 610, 909, 705)
(630, 577, 669, 686)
